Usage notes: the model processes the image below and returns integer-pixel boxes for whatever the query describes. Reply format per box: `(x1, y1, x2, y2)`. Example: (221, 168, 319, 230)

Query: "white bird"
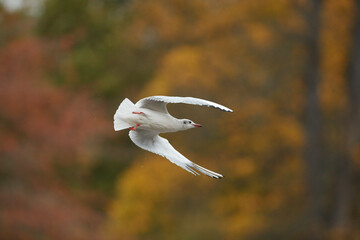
(113, 96, 233, 179)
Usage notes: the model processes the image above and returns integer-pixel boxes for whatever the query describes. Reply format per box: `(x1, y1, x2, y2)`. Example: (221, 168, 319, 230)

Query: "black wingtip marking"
(211, 106, 233, 112)
(210, 175, 224, 179)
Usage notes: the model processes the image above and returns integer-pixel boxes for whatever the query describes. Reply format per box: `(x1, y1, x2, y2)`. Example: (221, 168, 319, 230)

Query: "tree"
(301, 0, 325, 239)
(0, 26, 106, 240)
(332, 0, 360, 238)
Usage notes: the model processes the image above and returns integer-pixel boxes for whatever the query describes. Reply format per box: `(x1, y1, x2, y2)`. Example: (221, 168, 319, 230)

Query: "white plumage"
(114, 95, 233, 179)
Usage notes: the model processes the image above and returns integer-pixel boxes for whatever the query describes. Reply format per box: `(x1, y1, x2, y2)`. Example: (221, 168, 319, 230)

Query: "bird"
(113, 95, 233, 179)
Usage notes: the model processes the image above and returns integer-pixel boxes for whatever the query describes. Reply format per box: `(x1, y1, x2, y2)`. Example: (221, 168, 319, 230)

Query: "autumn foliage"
(0, 1, 359, 240)
(0, 16, 106, 240)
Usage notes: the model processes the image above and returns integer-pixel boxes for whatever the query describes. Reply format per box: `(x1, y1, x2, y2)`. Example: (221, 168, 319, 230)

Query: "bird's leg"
(129, 124, 140, 131)
(132, 111, 144, 115)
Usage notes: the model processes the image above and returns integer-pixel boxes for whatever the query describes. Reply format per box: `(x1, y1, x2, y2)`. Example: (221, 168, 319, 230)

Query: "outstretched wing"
(129, 129, 223, 179)
(135, 96, 233, 114)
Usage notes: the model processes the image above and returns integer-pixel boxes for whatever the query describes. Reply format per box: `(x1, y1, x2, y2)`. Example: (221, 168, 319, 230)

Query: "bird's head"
(180, 119, 202, 129)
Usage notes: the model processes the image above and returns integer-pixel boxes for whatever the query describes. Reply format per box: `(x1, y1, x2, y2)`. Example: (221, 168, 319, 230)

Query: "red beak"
(194, 124, 202, 127)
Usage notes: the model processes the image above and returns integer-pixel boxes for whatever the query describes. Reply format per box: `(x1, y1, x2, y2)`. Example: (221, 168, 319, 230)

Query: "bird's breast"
(136, 109, 179, 133)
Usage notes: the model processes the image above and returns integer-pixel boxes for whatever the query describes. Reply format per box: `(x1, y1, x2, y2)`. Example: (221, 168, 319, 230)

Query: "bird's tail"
(114, 98, 135, 131)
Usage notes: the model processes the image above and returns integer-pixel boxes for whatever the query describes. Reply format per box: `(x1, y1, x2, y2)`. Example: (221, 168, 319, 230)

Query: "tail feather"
(114, 98, 135, 131)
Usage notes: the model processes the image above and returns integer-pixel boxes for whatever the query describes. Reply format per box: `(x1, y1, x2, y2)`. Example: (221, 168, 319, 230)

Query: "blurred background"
(0, 0, 359, 239)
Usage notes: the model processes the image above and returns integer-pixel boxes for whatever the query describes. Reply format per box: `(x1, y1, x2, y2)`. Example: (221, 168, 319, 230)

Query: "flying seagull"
(113, 96, 233, 179)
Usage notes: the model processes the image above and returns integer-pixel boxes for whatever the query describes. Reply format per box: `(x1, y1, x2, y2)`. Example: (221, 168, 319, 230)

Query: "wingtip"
(212, 175, 224, 179)
(221, 107, 233, 112)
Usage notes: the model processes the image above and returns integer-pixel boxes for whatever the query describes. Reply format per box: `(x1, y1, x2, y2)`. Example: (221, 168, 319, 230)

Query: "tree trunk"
(332, 0, 360, 238)
(302, 0, 324, 239)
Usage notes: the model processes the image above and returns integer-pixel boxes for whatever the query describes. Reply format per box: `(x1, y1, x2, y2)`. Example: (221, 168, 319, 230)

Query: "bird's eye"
(189, 121, 191, 124)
